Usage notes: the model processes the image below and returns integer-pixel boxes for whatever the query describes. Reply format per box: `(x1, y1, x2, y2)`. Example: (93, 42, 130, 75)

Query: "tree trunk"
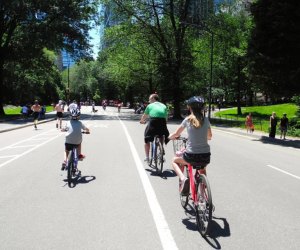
(172, 71, 182, 120)
(236, 59, 242, 115)
(0, 58, 5, 116)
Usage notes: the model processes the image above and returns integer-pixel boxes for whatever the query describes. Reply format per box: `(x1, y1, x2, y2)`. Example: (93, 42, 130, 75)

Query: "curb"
(0, 117, 56, 133)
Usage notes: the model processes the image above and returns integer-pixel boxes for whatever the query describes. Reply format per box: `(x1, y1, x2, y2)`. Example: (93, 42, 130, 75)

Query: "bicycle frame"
(66, 146, 79, 187)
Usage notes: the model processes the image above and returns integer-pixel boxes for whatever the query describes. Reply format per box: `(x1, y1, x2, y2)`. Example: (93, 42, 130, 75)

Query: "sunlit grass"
(213, 103, 299, 134)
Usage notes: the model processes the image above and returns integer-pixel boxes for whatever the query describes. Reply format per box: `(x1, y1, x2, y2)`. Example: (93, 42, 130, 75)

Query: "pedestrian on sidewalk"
(280, 113, 289, 140)
(269, 112, 278, 138)
(245, 112, 254, 133)
(31, 100, 41, 130)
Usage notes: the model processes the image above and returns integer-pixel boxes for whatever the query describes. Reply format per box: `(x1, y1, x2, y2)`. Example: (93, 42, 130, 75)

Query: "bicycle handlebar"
(175, 136, 188, 142)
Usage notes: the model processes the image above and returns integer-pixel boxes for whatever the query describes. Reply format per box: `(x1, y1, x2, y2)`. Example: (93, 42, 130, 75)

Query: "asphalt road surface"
(0, 106, 299, 250)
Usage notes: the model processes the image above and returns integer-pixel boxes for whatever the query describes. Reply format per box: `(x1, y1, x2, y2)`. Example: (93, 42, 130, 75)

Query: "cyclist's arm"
(207, 127, 212, 140)
(140, 113, 148, 124)
(168, 125, 184, 140)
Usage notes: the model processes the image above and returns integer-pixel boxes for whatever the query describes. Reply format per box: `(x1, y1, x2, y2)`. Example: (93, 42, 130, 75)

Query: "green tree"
(248, 0, 300, 99)
(0, 0, 99, 115)
(100, 0, 197, 119)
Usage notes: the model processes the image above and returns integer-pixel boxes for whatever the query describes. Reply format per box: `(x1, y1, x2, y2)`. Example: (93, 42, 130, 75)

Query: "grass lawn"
(213, 103, 299, 135)
(2, 105, 54, 116)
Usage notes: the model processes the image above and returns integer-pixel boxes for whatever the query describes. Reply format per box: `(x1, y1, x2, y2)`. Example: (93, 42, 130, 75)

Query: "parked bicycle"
(173, 137, 213, 236)
(63, 131, 90, 187)
(149, 135, 165, 174)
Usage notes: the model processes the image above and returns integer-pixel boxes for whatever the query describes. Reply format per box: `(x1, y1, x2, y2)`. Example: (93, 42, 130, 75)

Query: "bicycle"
(149, 135, 165, 174)
(173, 137, 213, 236)
(64, 131, 90, 187)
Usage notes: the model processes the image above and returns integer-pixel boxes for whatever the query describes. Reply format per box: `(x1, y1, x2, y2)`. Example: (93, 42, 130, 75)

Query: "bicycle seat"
(191, 164, 206, 170)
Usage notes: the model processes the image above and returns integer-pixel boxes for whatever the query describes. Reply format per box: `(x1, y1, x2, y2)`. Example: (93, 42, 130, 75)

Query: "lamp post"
(208, 32, 214, 119)
(67, 61, 70, 103)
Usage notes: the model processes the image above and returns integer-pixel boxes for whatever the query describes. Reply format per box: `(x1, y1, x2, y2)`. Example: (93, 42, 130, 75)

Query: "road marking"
(267, 164, 300, 180)
(0, 132, 63, 169)
(119, 118, 178, 250)
(0, 155, 18, 159)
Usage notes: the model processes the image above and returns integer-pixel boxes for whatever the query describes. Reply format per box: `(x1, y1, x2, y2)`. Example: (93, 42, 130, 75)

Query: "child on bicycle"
(61, 108, 90, 170)
(168, 96, 212, 194)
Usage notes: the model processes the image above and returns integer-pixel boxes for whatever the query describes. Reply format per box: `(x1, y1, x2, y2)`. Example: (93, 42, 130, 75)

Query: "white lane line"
(0, 133, 63, 169)
(267, 164, 300, 180)
(9, 145, 38, 148)
(0, 155, 18, 159)
(119, 118, 178, 250)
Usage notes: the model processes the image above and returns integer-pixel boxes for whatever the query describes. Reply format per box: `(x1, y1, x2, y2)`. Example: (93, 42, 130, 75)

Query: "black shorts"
(33, 112, 39, 119)
(144, 118, 169, 144)
(65, 143, 79, 151)
(57, 112, 63, 118)
(183, 152, 211, 168)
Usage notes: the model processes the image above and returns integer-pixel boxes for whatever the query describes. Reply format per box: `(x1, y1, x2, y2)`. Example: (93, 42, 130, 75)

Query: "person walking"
(55, 100, 64, 129)
(280, 113, 289, 140)
(269, 112, 278, 138)
(245, 113, 254, 133)
(139, 93, 169, 163)
(31, 100, 41, 130)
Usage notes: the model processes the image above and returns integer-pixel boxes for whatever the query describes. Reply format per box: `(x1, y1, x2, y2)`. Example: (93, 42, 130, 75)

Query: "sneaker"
(78, 154, 85, 160)
(180, 178, 190, 195)
(61, 161, 66, 171)
(34, 124, 37, 129)
(144, 157, 149, 163)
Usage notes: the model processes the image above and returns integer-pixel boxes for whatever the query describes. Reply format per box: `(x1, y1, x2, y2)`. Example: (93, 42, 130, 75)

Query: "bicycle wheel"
(157, 140, 164, 174)
(195, 174, 212, 236)
(179, 166, 189, 208)
(149, 141, 156, 168)
(67, 151, 74, 187)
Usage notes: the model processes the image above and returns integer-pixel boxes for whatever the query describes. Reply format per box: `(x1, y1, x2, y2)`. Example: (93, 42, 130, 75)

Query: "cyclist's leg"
(144, 136, 153, 161)
(172, 156, 188, 182)
(199, 167, 207, 176)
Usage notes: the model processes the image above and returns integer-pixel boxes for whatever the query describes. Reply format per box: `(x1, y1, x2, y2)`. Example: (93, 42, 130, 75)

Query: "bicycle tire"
(149, 141, 156, 168)
(157, 140, 164, 174)
(67, 151, 74, 187)
(179, 166, 189, 208)
(195, 174, 212, 236)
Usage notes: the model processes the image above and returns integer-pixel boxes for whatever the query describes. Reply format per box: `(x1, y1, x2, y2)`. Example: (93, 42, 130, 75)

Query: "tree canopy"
(0, 0, 99, 114)
(248, 0, 300, 99)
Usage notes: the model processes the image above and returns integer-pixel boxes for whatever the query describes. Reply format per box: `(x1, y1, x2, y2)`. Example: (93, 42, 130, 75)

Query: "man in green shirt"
(140, 94, 169, 162)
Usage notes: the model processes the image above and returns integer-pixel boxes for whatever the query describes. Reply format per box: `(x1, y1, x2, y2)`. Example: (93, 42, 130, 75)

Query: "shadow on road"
(63, 175, 96, 188)
(256, 136, 300, 149)
(181, 205, 230, 249)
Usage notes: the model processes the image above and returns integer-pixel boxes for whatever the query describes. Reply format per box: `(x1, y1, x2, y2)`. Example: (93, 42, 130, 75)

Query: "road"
(0, 106, 299, 250)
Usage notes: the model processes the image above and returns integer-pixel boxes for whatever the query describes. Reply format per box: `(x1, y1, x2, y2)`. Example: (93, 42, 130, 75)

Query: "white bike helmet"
(70, 108, 80, 119)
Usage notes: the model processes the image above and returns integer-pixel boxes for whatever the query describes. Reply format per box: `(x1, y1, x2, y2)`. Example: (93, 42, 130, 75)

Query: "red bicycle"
(173, 137, 213, 236)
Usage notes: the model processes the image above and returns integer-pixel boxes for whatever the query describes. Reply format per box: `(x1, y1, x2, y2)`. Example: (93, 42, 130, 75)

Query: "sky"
(89, 26, 100, 59)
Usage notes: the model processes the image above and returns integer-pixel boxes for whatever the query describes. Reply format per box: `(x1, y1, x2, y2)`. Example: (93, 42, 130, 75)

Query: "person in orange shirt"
(31, 100, 41, 129)
(245, 113, 254, 133)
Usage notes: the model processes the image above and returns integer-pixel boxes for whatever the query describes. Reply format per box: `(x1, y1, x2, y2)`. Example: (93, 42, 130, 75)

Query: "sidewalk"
(0, 111, 57, 133)
(214, 124, 300, 149)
